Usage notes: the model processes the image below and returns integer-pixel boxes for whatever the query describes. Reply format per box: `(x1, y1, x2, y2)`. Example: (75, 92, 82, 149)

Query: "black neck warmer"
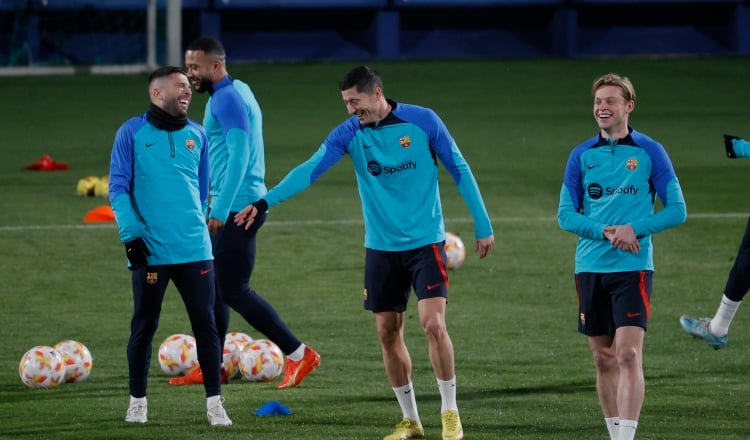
(147, 103, 188, 131)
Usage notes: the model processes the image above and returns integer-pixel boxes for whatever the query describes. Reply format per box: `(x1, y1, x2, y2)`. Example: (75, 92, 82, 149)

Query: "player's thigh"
(576, 272, 614, 336)
(364, 248, 411, 313)
(172, 260, 216, 321)
(409, 243, 449, 302)
(131, 266, 170, 318)
(608, 270, 652, 330)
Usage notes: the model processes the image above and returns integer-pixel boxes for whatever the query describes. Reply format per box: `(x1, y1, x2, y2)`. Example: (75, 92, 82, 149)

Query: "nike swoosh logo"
(587, 164, 600, 169)
(146, 142, 156, 147)
(626, 312, 641, 318)
(427, 283, 441, 290)
(200, 269, 211, 275)
(363, 145, 374, 149)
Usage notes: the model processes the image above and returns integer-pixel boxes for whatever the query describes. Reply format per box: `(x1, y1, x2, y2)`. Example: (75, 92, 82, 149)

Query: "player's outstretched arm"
(234, 199, 268, 230)
(724, 134, 750, 158)
(475, 235, 495, 259)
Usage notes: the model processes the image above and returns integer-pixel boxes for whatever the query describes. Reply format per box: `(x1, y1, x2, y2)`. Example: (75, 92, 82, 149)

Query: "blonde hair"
(591, 73, 636, 103)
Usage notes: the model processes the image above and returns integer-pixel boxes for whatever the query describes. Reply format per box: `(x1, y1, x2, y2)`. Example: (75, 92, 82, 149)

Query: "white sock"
(287, 344, 306, 362)
(617, 419, 638, 440)
(605, 416, 620, 440)
(711, 295, 741, 336)
(393, 383, 420, 424)
(130, 395, 146, 405)
(206, 395, 221, 409)
(437, 377, 458, 412)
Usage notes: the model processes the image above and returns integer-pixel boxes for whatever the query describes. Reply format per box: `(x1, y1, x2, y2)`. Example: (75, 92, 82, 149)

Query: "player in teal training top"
(558, 73, 687, 440)
(108, 66, 230, 427)
(680, 134, 750, 349)
(170, 36, 320, 390)
(234, 65, 494, 440)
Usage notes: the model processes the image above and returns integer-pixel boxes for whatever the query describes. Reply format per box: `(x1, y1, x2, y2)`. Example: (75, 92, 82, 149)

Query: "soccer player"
(679, 134, 750, 349)
(109, 66, 231, 426)
(557, 73, 687, 440)
(169, 36, 320, 388)
(234, 65, 494, 440)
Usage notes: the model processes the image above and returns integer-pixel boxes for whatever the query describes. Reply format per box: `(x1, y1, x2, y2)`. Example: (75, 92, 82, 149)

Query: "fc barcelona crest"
(146, 272, 158, 285)
(186, 139, 196, 151)
(399, 136, 411, 149)
(626, 158, 638, 171)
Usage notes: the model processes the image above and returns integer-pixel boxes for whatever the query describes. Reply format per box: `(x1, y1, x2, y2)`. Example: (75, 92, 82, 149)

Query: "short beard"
(195, 78, 214, 93)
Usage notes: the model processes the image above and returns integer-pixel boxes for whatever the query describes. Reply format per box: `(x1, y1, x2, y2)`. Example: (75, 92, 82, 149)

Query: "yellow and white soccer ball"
(223, 331, 254, 380)
(444, 231, 466, 270)
(158, 334, 199, 377)
(76, 175, 109, 197)
(18, 345, 66, 389)
(238, 339, 284, 382)
(93, 176, 109, 197)
(76, 176, 99, 196)
(53, 339, 93, 383)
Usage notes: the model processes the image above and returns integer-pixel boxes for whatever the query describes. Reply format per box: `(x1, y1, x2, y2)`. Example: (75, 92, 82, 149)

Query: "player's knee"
(379, 334, 404, 352)
(421, 319, 447, 341)
(616, 345, 640, 368)
(591, 347, 616, 372)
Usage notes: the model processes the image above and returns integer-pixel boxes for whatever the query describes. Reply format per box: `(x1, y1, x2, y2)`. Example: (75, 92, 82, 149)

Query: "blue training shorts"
(363, 243, 450, 313)
(575, 270, 653, 336)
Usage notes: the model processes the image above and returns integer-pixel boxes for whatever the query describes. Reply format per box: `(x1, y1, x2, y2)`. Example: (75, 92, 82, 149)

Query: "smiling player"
(557, 73, 687, 440)
(234, 65, 494, 440)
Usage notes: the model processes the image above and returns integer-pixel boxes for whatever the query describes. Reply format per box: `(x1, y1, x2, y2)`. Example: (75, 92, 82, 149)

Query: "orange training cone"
(83, 205, 115, 223)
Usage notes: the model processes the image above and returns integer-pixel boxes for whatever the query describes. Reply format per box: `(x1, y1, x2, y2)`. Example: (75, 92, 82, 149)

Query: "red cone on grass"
(24, 154, 69, 171)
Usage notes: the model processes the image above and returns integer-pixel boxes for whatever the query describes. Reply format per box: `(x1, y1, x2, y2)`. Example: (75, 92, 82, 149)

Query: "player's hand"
(603, 225, 640, 253)
(233, 199, 268, 230)
(208, 217, 224, 235)
(723, 134, 740, 158)
(124, 237, 151, 269)
(475, 235, 494, 259)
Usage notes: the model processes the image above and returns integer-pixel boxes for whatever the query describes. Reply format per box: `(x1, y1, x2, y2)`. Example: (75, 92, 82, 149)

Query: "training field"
(1, 57, 750, 439)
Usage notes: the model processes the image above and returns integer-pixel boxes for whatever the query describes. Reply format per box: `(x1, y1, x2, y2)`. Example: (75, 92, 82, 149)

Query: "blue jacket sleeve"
(733, 138, 750, 158)
(557, 148, 608, 240)
(264, 143, 345, 208)
(629, 145, 687, 236)
(209, 95, 250, 221)
(108, 119, 140, 243)
(428, 110, 493, 239)
(198, 127, 210, 214)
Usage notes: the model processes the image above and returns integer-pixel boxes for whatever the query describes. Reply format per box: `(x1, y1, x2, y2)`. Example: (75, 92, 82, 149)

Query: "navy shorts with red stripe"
(575, 270, 653, 336)
(363, 243, 450, 313)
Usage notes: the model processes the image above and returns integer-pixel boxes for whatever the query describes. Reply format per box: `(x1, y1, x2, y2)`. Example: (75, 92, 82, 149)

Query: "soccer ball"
(158, 334, 199, 376)
(444, 231, 466, 270)
(18, 345, 66, 389)
(53, 340, 93, 383)
(223, 331, 254, 380)
(76, 176, 98, 196)
(93, 176, 109, 197)
(238, 339, 284, 382)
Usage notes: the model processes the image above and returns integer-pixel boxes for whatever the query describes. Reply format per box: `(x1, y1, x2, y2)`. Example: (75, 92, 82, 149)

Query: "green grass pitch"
(1, 57, 750, 439)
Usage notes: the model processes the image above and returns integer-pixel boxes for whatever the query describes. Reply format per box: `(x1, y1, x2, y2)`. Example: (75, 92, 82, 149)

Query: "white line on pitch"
(0, 212, 746, 233)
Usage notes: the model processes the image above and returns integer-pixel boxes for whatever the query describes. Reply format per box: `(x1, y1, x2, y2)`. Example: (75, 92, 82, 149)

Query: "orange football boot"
(169, 366, 228, 385)
(277, 346, 320, 389)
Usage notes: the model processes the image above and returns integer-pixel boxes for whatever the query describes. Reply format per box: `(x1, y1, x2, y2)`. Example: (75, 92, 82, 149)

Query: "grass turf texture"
(2, 57, 750, 439)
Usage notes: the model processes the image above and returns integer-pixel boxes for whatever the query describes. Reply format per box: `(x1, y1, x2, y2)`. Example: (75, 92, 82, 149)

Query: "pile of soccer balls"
(76, 176, 109, 197)
(18, 340, 93, 389)
(158, 332, 284, 382)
